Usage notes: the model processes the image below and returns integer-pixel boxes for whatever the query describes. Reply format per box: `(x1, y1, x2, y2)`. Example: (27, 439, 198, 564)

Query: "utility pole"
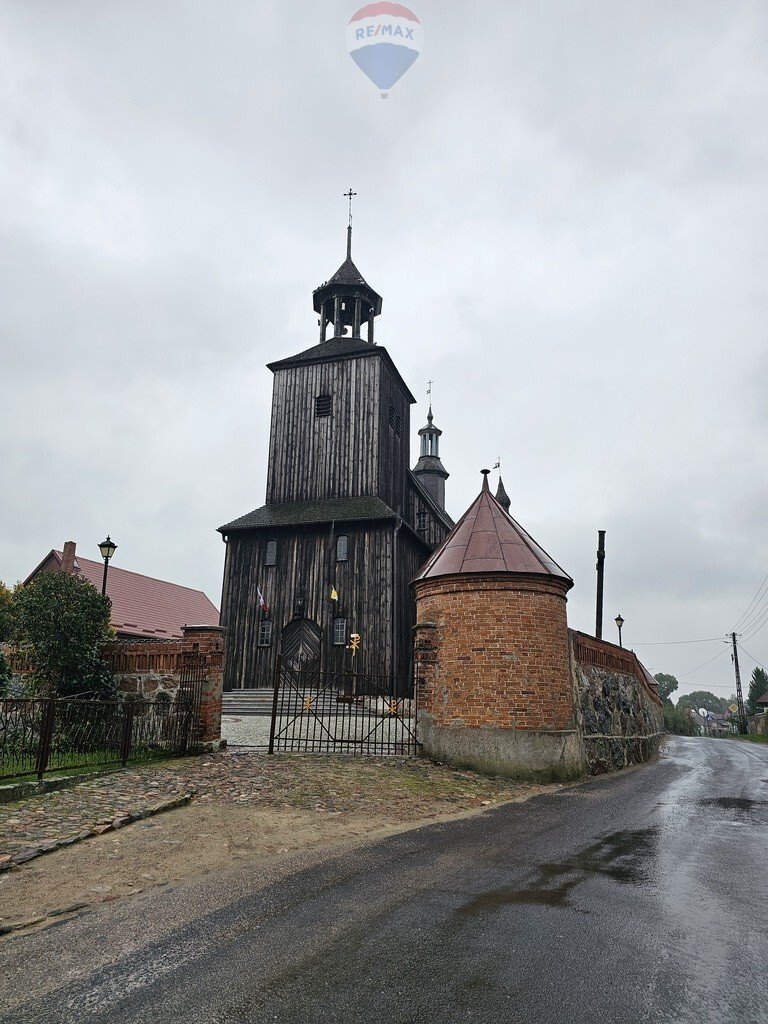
(595, 530, 606, 639)
(731, 632, 748, 735)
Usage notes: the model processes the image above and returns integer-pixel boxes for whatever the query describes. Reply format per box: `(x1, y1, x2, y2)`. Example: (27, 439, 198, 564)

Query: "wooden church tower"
(218, 219, 453, 689)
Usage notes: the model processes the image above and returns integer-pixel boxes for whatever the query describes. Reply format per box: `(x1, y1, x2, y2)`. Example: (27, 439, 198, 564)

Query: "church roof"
(414, 471, 572, 585)
(324, 257, 370, 288)
(267, 341, 416, 403)
(219, 495, 398, 533)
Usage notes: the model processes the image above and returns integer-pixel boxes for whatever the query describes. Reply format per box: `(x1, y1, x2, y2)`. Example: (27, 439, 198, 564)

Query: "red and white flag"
(257, 587, 269, 614)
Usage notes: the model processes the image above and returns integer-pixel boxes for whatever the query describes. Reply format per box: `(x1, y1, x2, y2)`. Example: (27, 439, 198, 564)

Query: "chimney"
(60, 541, 76, 575)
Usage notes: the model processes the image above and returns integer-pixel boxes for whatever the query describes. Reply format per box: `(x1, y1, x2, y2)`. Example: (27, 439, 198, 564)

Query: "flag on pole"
(330, 585, 338, 602)
(257, 587, 269, 614)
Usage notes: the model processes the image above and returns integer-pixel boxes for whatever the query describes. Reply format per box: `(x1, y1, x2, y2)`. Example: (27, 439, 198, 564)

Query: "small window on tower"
(417, 511, 427, 533)
(388, 404, 396, 429)
(258, 620, 273, 647)
(265, 539, 277, 566)
(336, 534, 348, 562)
(316, 394, 332, 417)
(395, 414, 402, 437)
(333, 617, 347, 646)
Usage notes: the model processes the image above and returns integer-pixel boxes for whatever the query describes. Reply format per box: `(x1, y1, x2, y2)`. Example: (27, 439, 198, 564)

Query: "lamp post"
(615, 614, 624, 648)
(98, 535, 117, 596)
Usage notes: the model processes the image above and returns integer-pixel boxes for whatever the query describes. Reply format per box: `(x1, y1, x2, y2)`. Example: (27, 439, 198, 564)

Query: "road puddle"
(697, 797, 766, 812)
(455, 827, 658, 916)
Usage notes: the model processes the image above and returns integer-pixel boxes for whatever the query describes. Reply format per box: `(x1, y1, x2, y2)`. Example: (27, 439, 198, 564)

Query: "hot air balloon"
(346, 2, 423, 99)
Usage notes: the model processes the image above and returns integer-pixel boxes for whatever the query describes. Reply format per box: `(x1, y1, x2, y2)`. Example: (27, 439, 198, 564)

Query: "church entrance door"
(280, 617, 322, 687)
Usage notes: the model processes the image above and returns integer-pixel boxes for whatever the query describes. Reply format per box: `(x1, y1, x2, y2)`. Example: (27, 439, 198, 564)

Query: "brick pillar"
(181, 625, 225, 751)
(60, 541, 76, 575)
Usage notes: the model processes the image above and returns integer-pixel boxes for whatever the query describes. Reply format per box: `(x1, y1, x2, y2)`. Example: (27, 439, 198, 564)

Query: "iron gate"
(177, 650, 206, 755)
(267, 657, 419, 756)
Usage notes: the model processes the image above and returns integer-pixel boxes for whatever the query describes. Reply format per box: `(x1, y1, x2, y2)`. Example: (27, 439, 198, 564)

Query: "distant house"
(756, 691, 768, 714)
(25, 541, 219, 640)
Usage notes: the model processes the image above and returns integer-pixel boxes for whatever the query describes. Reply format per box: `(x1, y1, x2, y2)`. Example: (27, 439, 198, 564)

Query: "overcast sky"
(1, 1, 766, 701)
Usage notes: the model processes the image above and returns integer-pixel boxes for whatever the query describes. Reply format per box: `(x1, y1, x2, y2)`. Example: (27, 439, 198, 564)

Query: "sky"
(1, 1, 766, 703)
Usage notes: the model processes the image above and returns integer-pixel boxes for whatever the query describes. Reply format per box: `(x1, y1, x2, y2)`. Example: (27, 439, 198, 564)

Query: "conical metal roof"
(414, 471, 572, 585)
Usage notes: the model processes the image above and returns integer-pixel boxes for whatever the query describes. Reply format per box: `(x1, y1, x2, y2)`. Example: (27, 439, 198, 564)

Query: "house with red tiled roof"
(25, 541, 219, 640)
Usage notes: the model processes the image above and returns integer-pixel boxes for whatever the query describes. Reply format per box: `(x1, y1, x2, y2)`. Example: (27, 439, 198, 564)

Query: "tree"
(0, 581, 16, 644)
(654, 673, 679, 704)
(747, 667, 768, 715)
(676, 690, 728, 714)
(13, 572, 116, 698)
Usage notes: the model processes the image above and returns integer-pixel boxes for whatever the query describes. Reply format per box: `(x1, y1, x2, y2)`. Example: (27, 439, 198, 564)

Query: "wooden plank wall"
(221, 522, 398, 689)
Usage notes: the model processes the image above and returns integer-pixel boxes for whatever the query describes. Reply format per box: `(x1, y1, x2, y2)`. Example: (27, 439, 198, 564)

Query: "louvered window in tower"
(417, 511, 427, 532)
(264, 539, 277, 566)
(316, 394, 332, 417)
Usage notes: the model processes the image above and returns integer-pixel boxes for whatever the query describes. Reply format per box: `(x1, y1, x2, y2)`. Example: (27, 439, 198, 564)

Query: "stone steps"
(222, 689, 274, 717)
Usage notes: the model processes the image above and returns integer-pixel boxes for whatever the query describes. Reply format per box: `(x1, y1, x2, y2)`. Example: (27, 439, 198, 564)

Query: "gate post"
(36, 698, 56, 780)
(268, 654, 282, 754)
(120, 700, 135, 766)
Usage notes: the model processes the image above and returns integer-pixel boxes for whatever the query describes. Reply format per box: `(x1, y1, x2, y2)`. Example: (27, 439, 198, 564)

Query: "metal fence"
(266, 658, 419, 756)
(0, 694, 199, 781)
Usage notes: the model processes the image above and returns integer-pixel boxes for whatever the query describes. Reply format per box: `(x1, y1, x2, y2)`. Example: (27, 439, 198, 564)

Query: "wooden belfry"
(218, 197, 453, 690)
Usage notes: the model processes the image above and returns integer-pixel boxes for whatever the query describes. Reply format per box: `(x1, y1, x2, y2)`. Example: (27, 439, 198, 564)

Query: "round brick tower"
(412, 470, 584, 780)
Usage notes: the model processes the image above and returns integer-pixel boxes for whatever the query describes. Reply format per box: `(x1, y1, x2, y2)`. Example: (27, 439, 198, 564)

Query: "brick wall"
(414, 574, 574, 732)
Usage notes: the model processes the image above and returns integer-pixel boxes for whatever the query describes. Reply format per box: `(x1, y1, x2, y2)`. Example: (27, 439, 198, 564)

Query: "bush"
(663, 702, 699, 736)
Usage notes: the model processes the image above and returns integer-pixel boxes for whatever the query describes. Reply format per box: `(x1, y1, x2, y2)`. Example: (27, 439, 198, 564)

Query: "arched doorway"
(280, 618, 322, 686)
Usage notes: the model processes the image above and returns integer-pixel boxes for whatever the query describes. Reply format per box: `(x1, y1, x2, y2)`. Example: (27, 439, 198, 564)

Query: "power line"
(742, 602, 768, 641)
(737, 643, 767, 672)
(678, 647, 729, 678)
(732, 571, 768, 632)
(632, 637, 722, 647)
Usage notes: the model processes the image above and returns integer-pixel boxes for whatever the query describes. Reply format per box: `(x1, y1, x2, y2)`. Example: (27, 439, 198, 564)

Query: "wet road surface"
(1, 737, 766, 1023)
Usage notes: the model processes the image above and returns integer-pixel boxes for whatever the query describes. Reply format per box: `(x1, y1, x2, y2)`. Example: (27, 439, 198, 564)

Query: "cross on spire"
(343, 189, 357, 226)
(343, 189, 357, 259)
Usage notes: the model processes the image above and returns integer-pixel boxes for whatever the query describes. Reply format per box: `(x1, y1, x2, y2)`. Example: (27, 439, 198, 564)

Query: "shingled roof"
(25, 548, 219, 640)
(414, 471, 572, 585)
(219, 495, 398, 533)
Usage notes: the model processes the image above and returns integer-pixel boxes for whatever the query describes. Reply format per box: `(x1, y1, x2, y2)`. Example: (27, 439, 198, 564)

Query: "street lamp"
(98, 535, 117, 596)
(615, 614, 624, 648)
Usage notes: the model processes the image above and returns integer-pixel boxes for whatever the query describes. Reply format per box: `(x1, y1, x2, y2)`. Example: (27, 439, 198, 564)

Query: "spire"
(495, 475, 511, 512)
(413, 396, 450, 511)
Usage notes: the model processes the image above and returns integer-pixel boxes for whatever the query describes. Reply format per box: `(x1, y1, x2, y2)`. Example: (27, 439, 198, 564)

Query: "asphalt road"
(1, 736, 766, 1024)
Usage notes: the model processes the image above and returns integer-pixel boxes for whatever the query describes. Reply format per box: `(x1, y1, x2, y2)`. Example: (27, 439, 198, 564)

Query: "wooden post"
(333, 297, 341, 337)
(353, 298, 362, 338)
(368, 308, 375, 343)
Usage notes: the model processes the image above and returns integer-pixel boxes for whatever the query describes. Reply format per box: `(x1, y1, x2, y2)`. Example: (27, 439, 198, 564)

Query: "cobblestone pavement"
(0, 751, 541, 874)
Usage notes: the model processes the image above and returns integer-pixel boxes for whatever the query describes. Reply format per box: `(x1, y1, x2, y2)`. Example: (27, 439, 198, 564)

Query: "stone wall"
(104, 626, 225, 750)
(747, 713, 768, 736)
(570, 631, 664, 774)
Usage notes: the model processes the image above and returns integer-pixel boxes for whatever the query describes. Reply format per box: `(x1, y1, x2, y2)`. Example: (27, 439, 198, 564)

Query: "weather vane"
(343, 188, 357, 227)
(427, 379, 433, 400)
(493, 457, 501, 471)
